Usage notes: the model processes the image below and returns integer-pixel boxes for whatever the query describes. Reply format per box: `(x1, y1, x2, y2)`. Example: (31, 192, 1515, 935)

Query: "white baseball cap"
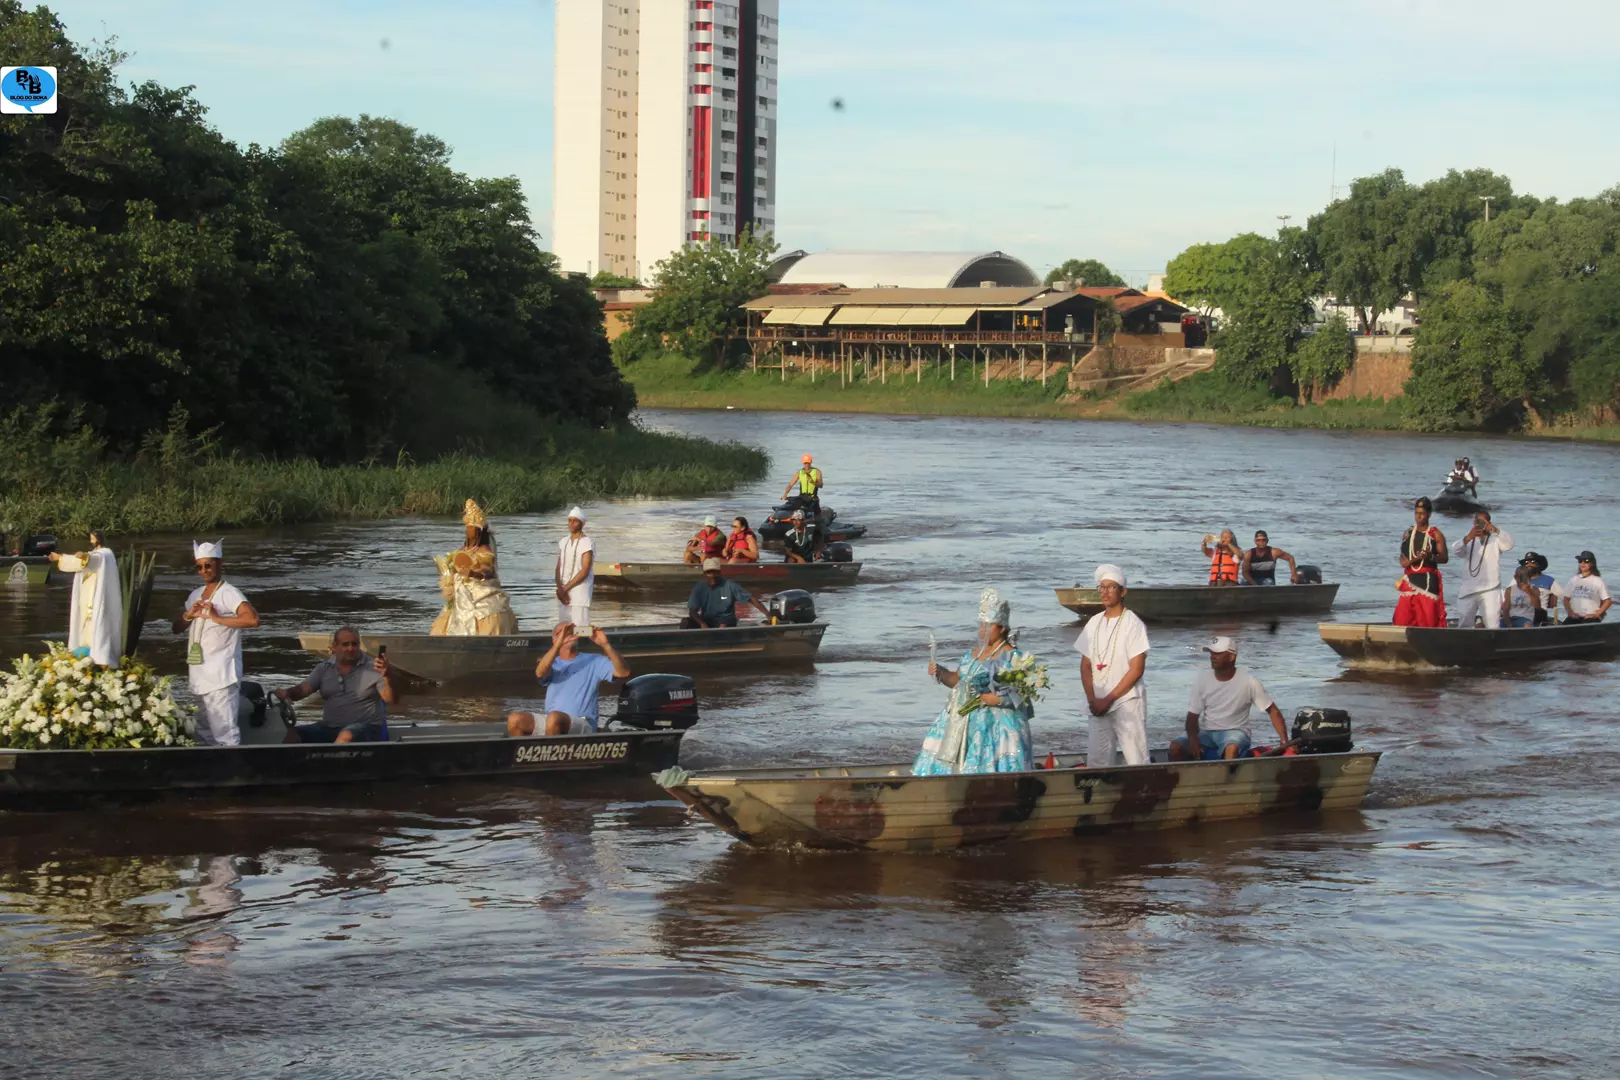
(701, 557, 723, 572)
(1202, 636, 1238, 655)
(703, 514, 717, 527)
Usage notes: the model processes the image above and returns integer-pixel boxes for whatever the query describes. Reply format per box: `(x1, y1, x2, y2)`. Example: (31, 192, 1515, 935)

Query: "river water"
(2, 410, 1617, 1078)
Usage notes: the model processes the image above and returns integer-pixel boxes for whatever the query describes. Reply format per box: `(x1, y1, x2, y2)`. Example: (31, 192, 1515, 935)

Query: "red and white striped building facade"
(553, 0, 779, 280)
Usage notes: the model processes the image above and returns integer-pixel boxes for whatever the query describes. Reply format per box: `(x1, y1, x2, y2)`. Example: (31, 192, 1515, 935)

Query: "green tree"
(1203, 231, 1318, 389)
(1045, 257, 1124, 288)
(1291, 315, 1355, 402)
(590, 269, 641, 288)
(1307, 168, 1420, 332)
(616, 228, 779, 368)
(1163, 233, 1278, 314)
(1404, 280, 1537, 430)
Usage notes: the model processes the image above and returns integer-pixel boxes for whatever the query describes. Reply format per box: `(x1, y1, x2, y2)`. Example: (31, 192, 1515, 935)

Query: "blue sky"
(37, 0, 1620, 284)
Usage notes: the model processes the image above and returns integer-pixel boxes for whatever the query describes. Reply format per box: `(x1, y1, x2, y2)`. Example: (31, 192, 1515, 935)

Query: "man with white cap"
(555, 507, 594, 628)
(1170, 636, 1288, 761)
(686, 558, 769, 628)
(684, 514, 727, 565)
(171, 539, 259, 746)
(1075, 564, 1151, 766)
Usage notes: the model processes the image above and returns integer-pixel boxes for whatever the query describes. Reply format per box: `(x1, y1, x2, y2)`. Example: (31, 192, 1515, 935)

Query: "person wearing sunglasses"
(277, 626, 397, 743)
(171, 539, 259, 746)
(1564, 551, 1611, 624)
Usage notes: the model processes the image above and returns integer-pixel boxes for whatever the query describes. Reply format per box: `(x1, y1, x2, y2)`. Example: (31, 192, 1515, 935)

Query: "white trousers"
(557, 602, 591, 628)
(194, 685, 241, 747)
(1455, 591, 1501, 629)
(1088, 695, 1149, 767)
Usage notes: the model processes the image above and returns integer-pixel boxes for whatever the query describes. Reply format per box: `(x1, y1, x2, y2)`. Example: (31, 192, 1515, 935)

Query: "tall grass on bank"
(622, 351, 1073, 418)
(0, 406, 768, 537)
(1123, 372, 1406, 430)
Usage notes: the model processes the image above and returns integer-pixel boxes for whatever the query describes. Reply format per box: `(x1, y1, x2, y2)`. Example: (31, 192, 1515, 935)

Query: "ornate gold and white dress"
(429, 546, 519, 636)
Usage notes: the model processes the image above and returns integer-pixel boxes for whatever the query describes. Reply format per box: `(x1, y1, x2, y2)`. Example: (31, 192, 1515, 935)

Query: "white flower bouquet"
(0, 643, 195, 750)
(957, 652, 1050, 716)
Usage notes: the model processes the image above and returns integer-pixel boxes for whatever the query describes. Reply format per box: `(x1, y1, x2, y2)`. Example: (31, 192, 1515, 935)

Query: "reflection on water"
(2, 411, 1619, 1077)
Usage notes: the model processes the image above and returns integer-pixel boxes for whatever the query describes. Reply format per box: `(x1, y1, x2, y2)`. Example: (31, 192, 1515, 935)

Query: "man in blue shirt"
(685, 558, 770, 628)
(505, 623, 631, 736)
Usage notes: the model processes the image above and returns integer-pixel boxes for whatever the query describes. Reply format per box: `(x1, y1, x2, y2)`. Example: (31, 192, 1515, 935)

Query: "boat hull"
(1319, 620, 1620, 668)
(665, 750, 1381, 852)
(0, 727, 684, 810)
(1056, 583, 1340, 620)
(3, 557, 52, 586)
(758, 523, 869, 543)
(595, 560, 862, 594)
(297, 622, 828, 684)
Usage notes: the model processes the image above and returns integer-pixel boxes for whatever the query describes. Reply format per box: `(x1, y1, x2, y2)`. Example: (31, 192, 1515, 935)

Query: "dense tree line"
(1164, 167, 1620, 429)
(1, 4, 632, 461)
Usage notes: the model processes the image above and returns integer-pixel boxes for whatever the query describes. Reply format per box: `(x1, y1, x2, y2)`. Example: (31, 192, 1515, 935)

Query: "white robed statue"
(49, 530, 124, 666)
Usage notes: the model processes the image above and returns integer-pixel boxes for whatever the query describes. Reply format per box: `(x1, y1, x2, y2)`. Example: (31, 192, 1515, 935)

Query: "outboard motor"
(1292, 707, 1352, 754)
(21, 534, 57, 557)
(1295, 564, 1323, 585)
(611, 674, 699, 730)
(766, 589, 817, 625)
(821, 542, 854, 563)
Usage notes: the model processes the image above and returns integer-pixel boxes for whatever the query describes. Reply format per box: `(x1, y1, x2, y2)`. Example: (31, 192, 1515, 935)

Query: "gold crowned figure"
(430, 498, 518, 636)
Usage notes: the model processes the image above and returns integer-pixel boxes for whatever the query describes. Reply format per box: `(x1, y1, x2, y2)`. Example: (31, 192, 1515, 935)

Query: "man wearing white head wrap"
(172, 539, 259, 746)
(556, 507, 595, 629)
(1074, 564, 1151, 766)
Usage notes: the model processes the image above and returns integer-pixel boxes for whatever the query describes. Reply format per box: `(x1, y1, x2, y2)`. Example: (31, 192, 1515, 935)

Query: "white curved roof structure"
(768, 250, 1038, 289)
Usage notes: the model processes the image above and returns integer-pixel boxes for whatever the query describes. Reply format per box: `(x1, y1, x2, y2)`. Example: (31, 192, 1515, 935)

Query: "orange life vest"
(1209, 548, 1240, 584)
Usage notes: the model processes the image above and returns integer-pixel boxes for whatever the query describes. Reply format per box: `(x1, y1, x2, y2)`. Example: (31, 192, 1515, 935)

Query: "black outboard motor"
(820, 541, 853, 563)
(766, 589, 817, 625)
(611, 674, 699, 730)
(21, 534, 57, 557)
(1292, 707, 1352, 754)
(1295, 564, 1323, 585)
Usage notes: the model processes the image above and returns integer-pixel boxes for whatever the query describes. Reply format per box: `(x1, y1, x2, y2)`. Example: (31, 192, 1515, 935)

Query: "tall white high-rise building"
(553, 0, 779, 281)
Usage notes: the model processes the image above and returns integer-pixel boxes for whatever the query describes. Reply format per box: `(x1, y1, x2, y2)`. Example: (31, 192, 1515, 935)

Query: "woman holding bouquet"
(912, 588, 1040, 775)
(430, 500, 519, 636)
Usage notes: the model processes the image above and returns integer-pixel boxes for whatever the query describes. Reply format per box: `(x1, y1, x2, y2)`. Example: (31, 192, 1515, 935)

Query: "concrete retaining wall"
(1320, 351, 1411, 401)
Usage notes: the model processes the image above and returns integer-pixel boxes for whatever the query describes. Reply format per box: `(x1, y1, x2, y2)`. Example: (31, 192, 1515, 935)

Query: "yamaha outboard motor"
(821, 542, 854, 563)
(1292, 707, 1352, 754)
(1295, 564, 1323, 585)
(766, 589, 817, 625)
(611, 674, 699, 730)
(21, 534, 57, 557)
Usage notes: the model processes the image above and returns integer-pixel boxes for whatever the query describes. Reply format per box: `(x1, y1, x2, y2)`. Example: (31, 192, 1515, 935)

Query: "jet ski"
(1431, 479, 1488, 516)
(759, 494, 869, 543)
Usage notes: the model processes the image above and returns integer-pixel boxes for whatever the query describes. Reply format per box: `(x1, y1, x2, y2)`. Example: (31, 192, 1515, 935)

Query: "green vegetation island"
(0, 4, 766, 540)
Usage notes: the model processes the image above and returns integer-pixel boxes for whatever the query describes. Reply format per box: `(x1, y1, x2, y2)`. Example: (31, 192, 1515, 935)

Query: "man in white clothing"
(1170, 637, 1289, 761)
(171, 540, 259, 746)
(555, 507, 595, 628)
(1075, 564, 1150, 766)
(1449, 510, 1513, 629)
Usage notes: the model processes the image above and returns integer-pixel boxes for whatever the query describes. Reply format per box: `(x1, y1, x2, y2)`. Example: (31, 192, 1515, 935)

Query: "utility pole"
(1479, 195, 1495, 222)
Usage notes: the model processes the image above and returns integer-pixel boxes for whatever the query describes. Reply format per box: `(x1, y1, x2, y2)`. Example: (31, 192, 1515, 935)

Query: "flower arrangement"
(957, 652, 1050, 716)
(0, 644, 195, 750)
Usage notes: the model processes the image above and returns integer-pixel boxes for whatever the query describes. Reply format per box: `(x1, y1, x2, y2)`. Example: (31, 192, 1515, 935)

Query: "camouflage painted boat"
(662, 748, 1380, 852)
(296, 621, 827, 685)
(1320, 620, 1620, 668)
(1056, 582, 1339, 620)
(595, 560, 862, 594)
(3, 556, 53, 586)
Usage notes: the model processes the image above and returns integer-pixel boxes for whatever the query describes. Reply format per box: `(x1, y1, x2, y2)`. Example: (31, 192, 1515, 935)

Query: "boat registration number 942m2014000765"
(514, 740, 632, 765)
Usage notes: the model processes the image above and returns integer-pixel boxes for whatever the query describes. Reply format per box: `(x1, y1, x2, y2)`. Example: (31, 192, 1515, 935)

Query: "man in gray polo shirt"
(276, 626, 397, 743)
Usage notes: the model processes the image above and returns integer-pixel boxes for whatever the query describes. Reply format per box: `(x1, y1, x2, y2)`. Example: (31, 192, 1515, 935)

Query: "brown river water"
(2, 409, 1618, 1078)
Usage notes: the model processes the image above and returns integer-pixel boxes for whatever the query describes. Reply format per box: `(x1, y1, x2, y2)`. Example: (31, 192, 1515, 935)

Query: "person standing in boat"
(1242, 531, 1301, 586)
(1394, 497, 1448, 628)
(556, 507, 595, 628)
(782, 453, 823, 516)
(172, 540, 260, 747)
(913, 588, 1035, 775)
(1202, 530, 1243, 587)
(47, 529, 123, 666)
(1449, 510, 1513, 629)
(1076, 564, 1151, 766)
(1563, 551, 1611, 624)
(430, 500, 519, 636)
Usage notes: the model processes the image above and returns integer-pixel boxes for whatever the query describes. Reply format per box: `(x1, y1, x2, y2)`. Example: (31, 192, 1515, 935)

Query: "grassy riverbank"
(1117, 373, 1407, 430)
(1, 413, 769, 537)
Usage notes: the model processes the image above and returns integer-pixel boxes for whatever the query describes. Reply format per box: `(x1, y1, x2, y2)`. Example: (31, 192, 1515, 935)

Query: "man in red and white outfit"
(1394, 497, 1449, 627)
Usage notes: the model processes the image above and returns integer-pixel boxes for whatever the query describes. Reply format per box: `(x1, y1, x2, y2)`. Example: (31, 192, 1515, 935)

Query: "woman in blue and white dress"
(912, 588, 1035, 775)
